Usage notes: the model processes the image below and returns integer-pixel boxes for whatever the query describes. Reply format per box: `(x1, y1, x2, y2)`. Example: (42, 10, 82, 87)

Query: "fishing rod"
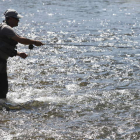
(44, 43, 94, 46)
(28, 43, 94, 50)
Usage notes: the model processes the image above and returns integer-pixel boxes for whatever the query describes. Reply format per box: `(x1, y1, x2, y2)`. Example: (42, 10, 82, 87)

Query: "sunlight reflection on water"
(0, 0, 140, 139)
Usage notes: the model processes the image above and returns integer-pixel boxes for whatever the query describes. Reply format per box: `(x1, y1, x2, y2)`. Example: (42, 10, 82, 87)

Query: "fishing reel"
(28, 44, 34, 50)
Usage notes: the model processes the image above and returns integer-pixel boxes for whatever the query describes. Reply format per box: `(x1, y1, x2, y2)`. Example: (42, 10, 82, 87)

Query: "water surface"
(0, 0, 140, 139)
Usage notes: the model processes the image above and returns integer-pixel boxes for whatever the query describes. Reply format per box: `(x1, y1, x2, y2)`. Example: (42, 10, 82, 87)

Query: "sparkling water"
(0, 0, 140, 139)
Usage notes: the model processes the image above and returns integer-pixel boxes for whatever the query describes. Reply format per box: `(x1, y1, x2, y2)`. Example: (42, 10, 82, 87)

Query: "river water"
(0, 0, 140, 139)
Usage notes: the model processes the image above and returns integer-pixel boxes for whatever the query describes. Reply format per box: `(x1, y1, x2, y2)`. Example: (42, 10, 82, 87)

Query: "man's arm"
(11, 35, 44, 59)
(12, 35, 44, 46)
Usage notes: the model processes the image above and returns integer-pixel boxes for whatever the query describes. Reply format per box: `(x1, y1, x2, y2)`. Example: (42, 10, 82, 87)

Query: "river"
(0, 0, 140, 139)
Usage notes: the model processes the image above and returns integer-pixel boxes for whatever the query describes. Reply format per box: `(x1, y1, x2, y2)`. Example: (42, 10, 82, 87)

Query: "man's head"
(4, 9, 23, 27)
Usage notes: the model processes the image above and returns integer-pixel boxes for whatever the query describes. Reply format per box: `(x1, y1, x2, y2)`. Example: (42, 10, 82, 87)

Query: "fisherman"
(0, 9, 44, 99)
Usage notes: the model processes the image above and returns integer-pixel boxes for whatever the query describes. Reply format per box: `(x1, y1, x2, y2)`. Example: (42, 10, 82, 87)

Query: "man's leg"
(0, 59, 8, 99)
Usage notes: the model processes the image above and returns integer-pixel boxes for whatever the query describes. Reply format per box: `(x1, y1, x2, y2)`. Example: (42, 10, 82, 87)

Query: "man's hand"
(34, 41, 45, 46)
(17, 52, 28, 59)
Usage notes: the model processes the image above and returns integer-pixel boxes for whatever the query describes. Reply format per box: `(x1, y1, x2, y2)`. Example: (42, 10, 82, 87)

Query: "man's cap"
(4, 9, 23, 19)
